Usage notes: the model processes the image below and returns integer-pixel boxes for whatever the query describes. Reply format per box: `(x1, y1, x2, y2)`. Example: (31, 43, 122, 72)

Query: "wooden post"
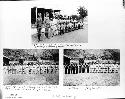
(36, 7, 37, 22)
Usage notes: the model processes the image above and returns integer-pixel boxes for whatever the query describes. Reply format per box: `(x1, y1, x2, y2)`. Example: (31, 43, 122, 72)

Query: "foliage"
(3, 49, 59, 61)
(70, 15, 79, 20)
(77, 6, 88, 19)
(64, 49, 120, 61)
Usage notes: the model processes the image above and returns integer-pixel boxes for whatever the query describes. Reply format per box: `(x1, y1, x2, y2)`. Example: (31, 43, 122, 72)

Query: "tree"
(77, 6, 88, 19)
(64, 49, 120, 61)
(3, 49, 59, 61)
(70, 15, 79, 20)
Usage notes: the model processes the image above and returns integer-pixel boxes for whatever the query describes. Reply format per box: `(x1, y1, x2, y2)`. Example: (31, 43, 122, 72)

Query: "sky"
(31, 0, 88, 16)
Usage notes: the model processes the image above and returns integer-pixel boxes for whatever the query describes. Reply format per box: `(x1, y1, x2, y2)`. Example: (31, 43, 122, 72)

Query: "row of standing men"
(4, 64, 59, 74)
(64, 63, 90, 74)
(64, 63, 119, 74)
(36, 13, 84, 41)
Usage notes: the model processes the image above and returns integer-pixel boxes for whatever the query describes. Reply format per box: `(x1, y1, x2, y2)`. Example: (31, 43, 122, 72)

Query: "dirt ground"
(31, 18, 88, 43)
(3, 72, 59, 85)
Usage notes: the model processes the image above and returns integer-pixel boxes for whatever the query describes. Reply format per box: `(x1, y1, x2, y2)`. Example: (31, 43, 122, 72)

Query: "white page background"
(0, 0, 125, 99)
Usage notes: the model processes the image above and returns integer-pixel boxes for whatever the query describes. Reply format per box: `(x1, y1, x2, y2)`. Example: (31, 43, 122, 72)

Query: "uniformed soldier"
(69, 21, 73, 32)
(63, 19, 66, 33)
(70, 64, 74, 74)
(82, 63, 86, 73)
(46, 67, 49, 74)
(53, 18, 58, 36)
(36, 13, 43, 42)
(49, 18, 54, 37)
(67, 20, 69, 32)
(68, 65, 71, 74)
(65, 20, 68, 33)
(75, 64, 78, 74)
(50, 65, 53, 74)
(57, 18, 61, 35)
(60, 19, 64, 35)
(57, 18, 60, 35)
(54, 65, 58, 73)
(21, 66, 25, 74)
(44, 12, 51, 39)
(59, 22, 62, 35)
(86, 63, 90, 73)
(39, 66, 43, 74)
(64, 64, 68, 74)
(79, 64, 82, 73)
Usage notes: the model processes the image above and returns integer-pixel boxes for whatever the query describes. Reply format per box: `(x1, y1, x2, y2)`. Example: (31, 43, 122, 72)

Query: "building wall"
(70, 59, 79, 64)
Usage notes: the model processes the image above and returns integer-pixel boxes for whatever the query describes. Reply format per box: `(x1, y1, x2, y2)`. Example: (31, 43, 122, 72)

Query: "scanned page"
(0, 0, 125, 99)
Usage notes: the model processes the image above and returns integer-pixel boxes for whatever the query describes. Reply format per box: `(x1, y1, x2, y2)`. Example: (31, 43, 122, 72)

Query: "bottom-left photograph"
(3, 49, 59, 85)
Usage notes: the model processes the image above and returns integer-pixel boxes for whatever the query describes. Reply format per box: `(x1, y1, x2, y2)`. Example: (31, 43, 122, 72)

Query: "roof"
(64, 55, 81, 59)
(54, 10, 61, 12)
(3, 55, 10, 60)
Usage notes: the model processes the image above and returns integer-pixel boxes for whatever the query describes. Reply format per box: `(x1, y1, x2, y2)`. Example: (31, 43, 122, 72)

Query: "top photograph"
(31, 0, 88, 43)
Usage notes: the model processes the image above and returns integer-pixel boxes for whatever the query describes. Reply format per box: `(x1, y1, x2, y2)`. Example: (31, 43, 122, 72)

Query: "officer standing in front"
(36, 13, 43, 42)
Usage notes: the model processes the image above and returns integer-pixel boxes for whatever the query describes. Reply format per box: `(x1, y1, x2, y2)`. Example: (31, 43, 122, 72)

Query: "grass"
(3, 72, 59, 85)
(63, 73, 120, 86)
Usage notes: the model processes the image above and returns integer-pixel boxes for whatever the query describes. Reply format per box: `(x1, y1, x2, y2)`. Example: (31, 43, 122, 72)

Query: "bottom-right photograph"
(63, 49, 120, 86)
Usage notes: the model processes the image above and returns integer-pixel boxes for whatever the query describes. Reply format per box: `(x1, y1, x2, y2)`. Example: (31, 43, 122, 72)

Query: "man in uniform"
(64, 64, 68, 74)
(82, 63, 86, 73)
(75, 64, 78, 74)
(86, 63, 90, 73)
(44, 12, 51, 39)
(36, 13, 43, 42)
(60, 19, 64, 35)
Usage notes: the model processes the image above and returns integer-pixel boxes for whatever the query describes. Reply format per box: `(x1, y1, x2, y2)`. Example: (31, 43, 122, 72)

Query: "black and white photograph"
(3, 49, 59, 85)
(31, 1, 88, 43)
(63, 49, 120, 86)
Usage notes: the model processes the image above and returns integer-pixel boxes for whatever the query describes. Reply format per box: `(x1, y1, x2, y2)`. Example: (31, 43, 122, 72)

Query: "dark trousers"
(87, 66, 89, 73)
(37, 28, 41, 41)
(68, 68, 70, 74)
(72, 67, 75, 74)
(45, 33, 48, 38)
(65, 67, 68, 74)
(76, 67, 78, 74)
(82, 67, 85, 73)
(45, 28, 49, 38)
(60, 30, 64, 35)
(38, 33, 41, 41)
(79, 66, 82, 73)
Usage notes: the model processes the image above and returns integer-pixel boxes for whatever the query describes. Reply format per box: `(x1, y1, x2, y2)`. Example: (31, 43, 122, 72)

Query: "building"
(31, 7, 61, 24)
(63, 55, 84, 65)
(3, 56, 10, 66)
